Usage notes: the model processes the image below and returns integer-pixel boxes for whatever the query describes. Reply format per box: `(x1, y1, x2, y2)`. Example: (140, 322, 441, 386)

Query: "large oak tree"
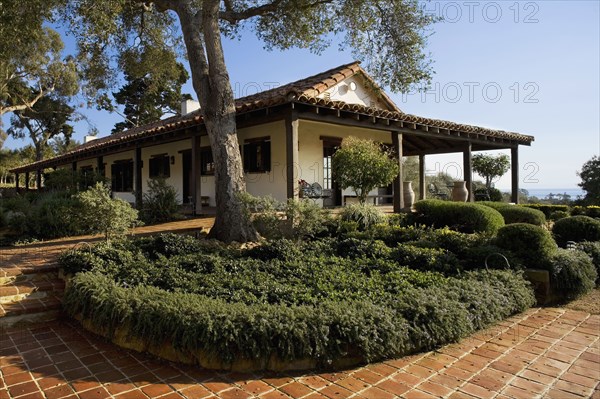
(0, 1, 78, 116)
(63, 0, 436, 242)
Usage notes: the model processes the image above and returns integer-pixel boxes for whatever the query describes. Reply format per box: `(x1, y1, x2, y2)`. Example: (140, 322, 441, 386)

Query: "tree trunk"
(174, 1, 258, 242)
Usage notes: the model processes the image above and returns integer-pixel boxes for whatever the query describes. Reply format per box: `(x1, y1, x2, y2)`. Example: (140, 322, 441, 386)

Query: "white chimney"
(84, 135, 98, 144)
(181, 99, 201, 115)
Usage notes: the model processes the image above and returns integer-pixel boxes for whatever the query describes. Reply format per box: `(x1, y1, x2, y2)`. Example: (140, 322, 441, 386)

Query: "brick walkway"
(1, 219, 600, 399)
(0, 309, 597, 399)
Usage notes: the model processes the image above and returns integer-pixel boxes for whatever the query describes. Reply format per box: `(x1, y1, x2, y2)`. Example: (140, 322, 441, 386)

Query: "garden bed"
(61, 231, 536, 371)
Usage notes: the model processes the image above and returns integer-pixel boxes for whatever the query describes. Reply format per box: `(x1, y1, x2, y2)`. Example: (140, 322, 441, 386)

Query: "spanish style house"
(11, 62, 534, 211)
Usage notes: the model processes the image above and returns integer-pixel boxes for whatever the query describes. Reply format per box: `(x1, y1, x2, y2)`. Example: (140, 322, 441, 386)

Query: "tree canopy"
(8, 94, 75, 161)
(60, 0, 436, 242)
(110, 61, 191, 134)
(578, 155, 600, 205)
(472, 153, 510, 191)
(333, 137, 399, 204)
(0, 1, 78, 116)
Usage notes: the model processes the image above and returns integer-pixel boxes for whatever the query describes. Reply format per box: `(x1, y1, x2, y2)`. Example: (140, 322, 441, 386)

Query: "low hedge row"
(553, 216, 600, 248)
(413, 200, 504, 234)
(521, 204, 569, 218)
(63, 268, 534, 368)
(479, 202, 546, 226)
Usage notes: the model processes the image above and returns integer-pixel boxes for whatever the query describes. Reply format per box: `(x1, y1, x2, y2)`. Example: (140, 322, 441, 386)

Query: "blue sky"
(3, 1, 599, 190)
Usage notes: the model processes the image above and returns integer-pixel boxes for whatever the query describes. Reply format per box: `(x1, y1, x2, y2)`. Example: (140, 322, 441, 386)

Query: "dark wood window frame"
(111, 160, 134, 192)
(200, 146, 215, 175)
(243, 136, 271, 173)
(149, 154, 171, 179)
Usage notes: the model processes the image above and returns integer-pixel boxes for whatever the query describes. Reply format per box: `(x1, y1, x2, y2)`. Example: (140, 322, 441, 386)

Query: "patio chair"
(428, 183, 449, 200)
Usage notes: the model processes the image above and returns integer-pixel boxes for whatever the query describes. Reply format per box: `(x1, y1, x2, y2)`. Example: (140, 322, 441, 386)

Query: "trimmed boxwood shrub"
(496, 223, 558, 269)
(413, 199, 504, 234)
(521, 204, 569, 219)
(576, 241, 600, 283)
(549, 211, 570, 221)
(549, 249, 597, 301)
(571, 206, 600, 219)
(553, 216, 600, 247)
(479, 202, 546, 226)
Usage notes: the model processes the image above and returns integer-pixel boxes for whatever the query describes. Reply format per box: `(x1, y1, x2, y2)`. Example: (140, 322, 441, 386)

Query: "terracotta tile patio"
(1, 217, 600, 398)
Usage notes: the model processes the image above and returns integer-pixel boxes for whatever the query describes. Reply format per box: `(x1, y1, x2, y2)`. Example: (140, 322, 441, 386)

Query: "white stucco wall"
(141, 139, 192, 204)
(238, 121, 287, 202)
(298, 120, 393, 202)
(319, 75, 389, 110)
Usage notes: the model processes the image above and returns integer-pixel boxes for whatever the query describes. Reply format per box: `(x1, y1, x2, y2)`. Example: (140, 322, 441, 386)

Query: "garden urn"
(403, 181, 415, 209)
(451, 181, 469, 202)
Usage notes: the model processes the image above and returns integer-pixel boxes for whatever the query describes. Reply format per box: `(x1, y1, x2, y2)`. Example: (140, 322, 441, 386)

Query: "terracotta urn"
(452, 181, 468, 202)
(403, 181, 415, 209)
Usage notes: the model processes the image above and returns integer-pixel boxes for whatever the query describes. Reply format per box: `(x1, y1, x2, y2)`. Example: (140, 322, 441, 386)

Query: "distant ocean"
(501, 188, 585, 199)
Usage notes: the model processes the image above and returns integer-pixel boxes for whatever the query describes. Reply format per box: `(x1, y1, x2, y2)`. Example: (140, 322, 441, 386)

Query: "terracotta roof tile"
(10, 61, 533, 173)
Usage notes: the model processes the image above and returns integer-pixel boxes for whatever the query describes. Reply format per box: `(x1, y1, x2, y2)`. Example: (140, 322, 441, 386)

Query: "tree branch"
(219, 0, 284, 23)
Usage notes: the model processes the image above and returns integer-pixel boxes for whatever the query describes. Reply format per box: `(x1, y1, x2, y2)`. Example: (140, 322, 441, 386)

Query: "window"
(243, 137, 271, 173)
(149, 154, 170, 178)
(79, 166, 95, 190)
(111, 160, 133, 192)
(201, 147, 214, 175)
(323, 147, 336, 190)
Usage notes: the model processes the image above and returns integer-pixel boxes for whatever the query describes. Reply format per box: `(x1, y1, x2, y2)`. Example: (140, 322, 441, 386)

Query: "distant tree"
(110, 59, 191, 134)
(472, 153, 510, 191)
(578, 155, 600, 205)
(333, 137, 399, 204)
(63, 0, 437, 242)
(0, 1, 78, 115)
(8, 95, 75, 162)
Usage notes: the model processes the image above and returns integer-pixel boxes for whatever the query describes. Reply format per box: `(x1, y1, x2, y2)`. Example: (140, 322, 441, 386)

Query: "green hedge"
(520, 204, 569, 219)
(576, 241, 600, 283)
(64, 269, 534, 367)
(413, 200, 504, 234)
(571, 206, 600, 219)
(553, 216, 600, 247)
(549, 249, 597, 301)
(496, 223, 558, 269)
(479, 202, 546, 226)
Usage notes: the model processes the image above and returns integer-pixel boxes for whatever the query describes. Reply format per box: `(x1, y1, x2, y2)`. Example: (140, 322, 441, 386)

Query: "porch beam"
(25, 172, 30, 191)
(463, 142, 474, 202)
(15, 173, 20, 193)
(392, 132, 404, 212)
(286, 110, 299, 199)
(134, 147, 143, 208)
(511, 146, 519, 203)
(419, 154, 426, 200)
(191, 134, 202, 214)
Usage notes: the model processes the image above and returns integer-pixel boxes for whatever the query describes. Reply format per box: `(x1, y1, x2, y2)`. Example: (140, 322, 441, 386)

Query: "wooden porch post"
(36, 170, 42, 190)
(392, 132, 404, 212)
(191, 134, 202, 214)
(72, 162, 77, 172)
(15, 173, 20, 193)
(463, 142, 474, 202)
(286, 111, 299, 200)
(511, 146, 519, 204)
(25, 172, 30, 191)
(135, 147, 143, 208)
(419, 154, 426, 200)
